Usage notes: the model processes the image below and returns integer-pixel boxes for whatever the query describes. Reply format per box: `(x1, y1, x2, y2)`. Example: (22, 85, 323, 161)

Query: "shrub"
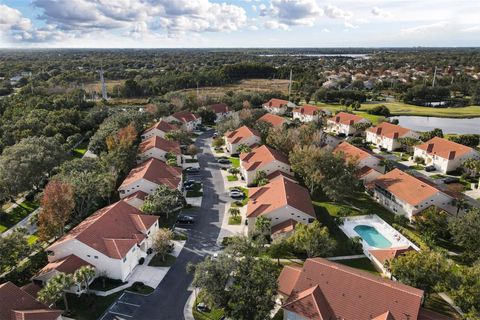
(367, 105, 391, 117)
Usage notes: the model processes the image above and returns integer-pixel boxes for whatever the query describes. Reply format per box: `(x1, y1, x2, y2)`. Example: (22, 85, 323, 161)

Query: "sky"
(0, 0, 480, 48)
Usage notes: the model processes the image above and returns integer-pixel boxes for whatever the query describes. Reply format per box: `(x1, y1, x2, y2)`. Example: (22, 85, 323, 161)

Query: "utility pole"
(432, 66, 438, 87)
(288, 69, 293, 99)
(99, 67, 108, 100)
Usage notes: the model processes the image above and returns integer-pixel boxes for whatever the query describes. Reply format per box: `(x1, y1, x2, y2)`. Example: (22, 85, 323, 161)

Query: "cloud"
(263, 0, 323, 28)
(401, 21, 449, 35)
(323, 4, 352, 20)
(371, 6, 392, 19)
(0, 4, 33, 32)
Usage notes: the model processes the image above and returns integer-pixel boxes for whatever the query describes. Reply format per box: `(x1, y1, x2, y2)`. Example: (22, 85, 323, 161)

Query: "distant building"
(292, 104, 322, 123)
(262, 98, 293, 115)
(224, 125, 261, 155)
(207, 103, 234, 122)
(366, 122, 419, 151)
(257, 113, 287, 128)
(141, 120, 177, 140)
(166, 111, 201, 132)
(137, 136, 182, 165)
(326, 112, 370, 136)
(334, 142, 383, 183)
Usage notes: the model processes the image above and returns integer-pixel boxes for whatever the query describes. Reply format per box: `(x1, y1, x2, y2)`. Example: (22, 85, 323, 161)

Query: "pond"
(391, 116, 480, 134)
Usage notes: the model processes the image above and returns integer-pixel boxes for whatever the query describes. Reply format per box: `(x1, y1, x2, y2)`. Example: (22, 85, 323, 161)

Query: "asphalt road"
(128, 130, 228, 320)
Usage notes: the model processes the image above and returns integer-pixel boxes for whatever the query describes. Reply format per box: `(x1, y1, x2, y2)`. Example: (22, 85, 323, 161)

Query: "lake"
(391, 116, 480, 134)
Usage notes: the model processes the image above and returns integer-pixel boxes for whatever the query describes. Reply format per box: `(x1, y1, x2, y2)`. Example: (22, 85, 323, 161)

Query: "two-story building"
(141, 120, 176, 140)
(118, 158, 182, 198)
(207, 103, 234, 122)
(292, 104, 322, 122)
(326, 112, 371, 136)
(257, 113, 287, 128)
(166, 111, 201, 132)
(366, 122, 419, 151)
(371, 168, 455, 219)
(413, 137, 480, 173)
(240, 145, 292, 186)
(246, 177, 316, 236)
(262, 98, 292, 115)
(45, 200, 159, 282)
(137, 136, 182, 165)
(224, 125, 261, 155)
(334, 141, 383, 183)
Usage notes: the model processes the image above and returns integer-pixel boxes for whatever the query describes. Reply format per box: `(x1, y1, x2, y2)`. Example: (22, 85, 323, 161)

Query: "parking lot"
(99, 292, 145, 320)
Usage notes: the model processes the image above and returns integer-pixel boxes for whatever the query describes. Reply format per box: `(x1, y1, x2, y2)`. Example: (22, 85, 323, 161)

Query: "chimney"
(336, 116, 340, 123)
(393, 132, 399, 139)
(427, 143, 434, 152)
(376, 127, 382, 135)
(448, 151, 456, 160)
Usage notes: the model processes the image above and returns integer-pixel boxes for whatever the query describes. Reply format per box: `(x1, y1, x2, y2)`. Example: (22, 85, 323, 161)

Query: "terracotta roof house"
(262, 98, 292, 115)
(240, 145, 292, 186)
(166, 110, 201, 131)
(414, 137, 480, 173)
(368, 246, 416, 276)
(46, 200, 159, 281)
(278, 258, 451, 320)
(266, 170, 298, 184)
(334, 141, 383, 183)
(224, 125, 261, 155)
(292, 104, 325, 122)
(246, 177, 315, 236)
(371, 169, 455, 219)
(207, 103, 233, 122)
(257, 113, 287, 127)
(141, 120, 176, 140)
(119, 158, 182, 198)
(366, 122, 419, 151)
(0, 282, 62, 320)
(137, 136, 182, 165)
(326, 112, 371, 136)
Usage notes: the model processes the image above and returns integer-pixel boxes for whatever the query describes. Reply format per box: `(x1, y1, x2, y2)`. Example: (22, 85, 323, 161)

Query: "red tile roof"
(143, 120, 176, 135)
(258, 113, 286, 127)
(373, 169, 441, 206)
(293, 104, 319, 116)
(329, 112, 367, 125)
(369, 246, 415, 265)
(279, 258, 425, 320)
(271, 219, 297, 236)
(48, 200, 158, 259)
(225, 126, 260, 144)
(208, 103, 230, 114)
(120, 158, 182, 190)
(266, 170, 297, 183)
(247, 177, 315, 218)
(415, 136, 474, 160)
(0, 282, 62, 320)
(334, 141, 374, 162)
(278, 265, 302, 296)
(263, 98, 290, 109)
(123, 190, 148, 202)
(138, 136, 181, 155)
(367, 122, 413, 139)
(240, 145, 289, 171)
(38, 254, 92, 276)
(170, 110, 199, 123)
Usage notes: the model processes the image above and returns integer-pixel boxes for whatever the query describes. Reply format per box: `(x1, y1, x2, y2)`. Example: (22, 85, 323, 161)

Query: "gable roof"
(369, 246, 415, 265)
(48, 200, 158, 259)
(278, 265, 302, 296)
(247, 177, 315, 218)
(143, 120, 176, 135)
(283, 285, 335, 320)
(138, 136, 181, 155)
(120, 158, 182, 190)
(263, 98, 290, 109)
(329, 112, 367, 126)
(334, 141, 375, 162)
(367, 122, 413, 139)
(373, 169, 442, 206)
(258, 113, 286, 127)
(123, 190, 148, 202)
(415, 136, 474, 160)
(208, 103, 230, 114)
(0, 282, 61, 320)
(170, 110, 199, 123)
(225, 125, 260, 144)
(271, 219, 297, 236)
(279, 258, 425, 320)
(240, 145, 289, 171)
(266, 170, 297, 183)
(38, 254, 92, 276)
(293, 104, 319, 116)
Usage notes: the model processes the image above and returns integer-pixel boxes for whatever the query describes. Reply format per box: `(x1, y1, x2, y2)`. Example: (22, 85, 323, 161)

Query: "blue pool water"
(353, 225, 392, 248)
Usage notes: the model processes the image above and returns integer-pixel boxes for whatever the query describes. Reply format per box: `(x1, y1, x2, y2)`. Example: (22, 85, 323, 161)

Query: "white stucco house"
(326, 112, 371, 136)
(118, 158, 182, 198)
(166, 111, 201, 132)
(246, 177, 316, 236)
(141, 120, 176, 140)
(370, 169, 455, 219)
(45, 200, 159, 282)
(366, 122, 419, 151)
(240, 145, 292, 186)
(292, 104, 323, 122)
(413, 137, 480, 173)
(207, 103, 234, 122)
(224, 125, 261, 155)
(137, 135, 182, 165)
(262, 98, 293, 115)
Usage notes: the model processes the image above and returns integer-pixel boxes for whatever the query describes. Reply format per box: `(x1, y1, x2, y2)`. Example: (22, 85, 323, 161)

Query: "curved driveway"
(131, 130, 227, 320)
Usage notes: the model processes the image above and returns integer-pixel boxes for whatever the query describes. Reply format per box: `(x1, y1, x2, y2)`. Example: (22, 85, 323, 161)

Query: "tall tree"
(141, 185, 186, 218)
(152, 228, 173, 262)
(73, 265, 96, 294)
(449, 208, 480, 262)
(39, 272, 75, 312)
(253, 170, 269, 187)
(448, 264, 480, 317)
(289, 220, 336, 258)
(38, 180, 75, 240)
(186, 144, 199, 159)
(0, 229, 30, 274)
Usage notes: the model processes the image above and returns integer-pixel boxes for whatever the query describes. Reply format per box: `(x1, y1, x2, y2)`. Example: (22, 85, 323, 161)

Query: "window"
(94, 256, 98, 259)
(132, 247, 136, 252)
(123, 257, 127, 263)
(87, 255, 91, 258)
(46, 250, 55, 256)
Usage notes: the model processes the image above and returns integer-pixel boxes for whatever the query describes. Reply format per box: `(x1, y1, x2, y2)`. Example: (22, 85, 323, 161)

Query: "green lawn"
(228, 215, 242, 225)
(148, 253, 176, 267)
(129, 282, 154, 295)
(229, 157, 240, 168)
(229, 187, 249, 207)
(0, 200, 39, 233)
(27, 234, 39, 245)
(193, 292, 225, 320)
(90, 277, 127, 291)
(336, 258, 380, 275)
(227, 175, 238, 182)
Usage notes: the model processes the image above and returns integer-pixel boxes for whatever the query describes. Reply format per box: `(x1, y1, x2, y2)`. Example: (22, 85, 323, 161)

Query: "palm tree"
(44, 272, 75, 313)
(463, 158, 480, 178)
(38, 282, 62, 308)
(229, 208, 240, 218)
(236, 143, 252, 154)
(73, 265, 96, 294)
(452, 198, 470, 216)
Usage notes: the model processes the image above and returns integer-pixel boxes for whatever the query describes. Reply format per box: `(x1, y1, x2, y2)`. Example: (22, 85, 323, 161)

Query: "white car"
(229, 190, 244, 198)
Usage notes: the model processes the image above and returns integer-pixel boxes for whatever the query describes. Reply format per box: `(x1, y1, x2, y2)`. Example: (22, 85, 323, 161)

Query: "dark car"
(443, 177, 460, 184)
(176, 215, 195, 224)
(185, 167, 200, 174)
(425, 165, 436, 172)
(218, 158, 231, 164)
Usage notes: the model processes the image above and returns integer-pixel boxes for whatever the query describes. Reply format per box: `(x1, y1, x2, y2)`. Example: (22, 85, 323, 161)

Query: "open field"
(317, 101, 480, 118)
(84, 79, 125, 92)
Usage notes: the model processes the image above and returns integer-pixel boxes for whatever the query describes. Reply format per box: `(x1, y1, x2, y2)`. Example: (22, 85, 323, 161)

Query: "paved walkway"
(1, 205, 40, 238)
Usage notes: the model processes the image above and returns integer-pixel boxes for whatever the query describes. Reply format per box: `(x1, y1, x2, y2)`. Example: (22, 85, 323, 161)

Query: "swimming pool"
(354, 225, 392, 248)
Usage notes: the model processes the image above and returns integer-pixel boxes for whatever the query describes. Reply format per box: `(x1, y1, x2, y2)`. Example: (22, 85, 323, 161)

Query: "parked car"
(229, 190, 244, 198)
(443, 177, 460, 184)
(185, 167, 200, 174)
(213, 132, 218, 138)
(425, 165, 436, 172)
(196, 302, 209, 312)
(230, 187, 242, 192)
(176, 215, 195, 224)
(218, 158, 231, 164)
(184, 179, 196, 186)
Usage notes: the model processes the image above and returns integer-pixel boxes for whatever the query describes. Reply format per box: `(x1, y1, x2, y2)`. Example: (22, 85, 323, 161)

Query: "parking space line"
(108, 310, 134, 318)
(118, 301, 141, 307)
